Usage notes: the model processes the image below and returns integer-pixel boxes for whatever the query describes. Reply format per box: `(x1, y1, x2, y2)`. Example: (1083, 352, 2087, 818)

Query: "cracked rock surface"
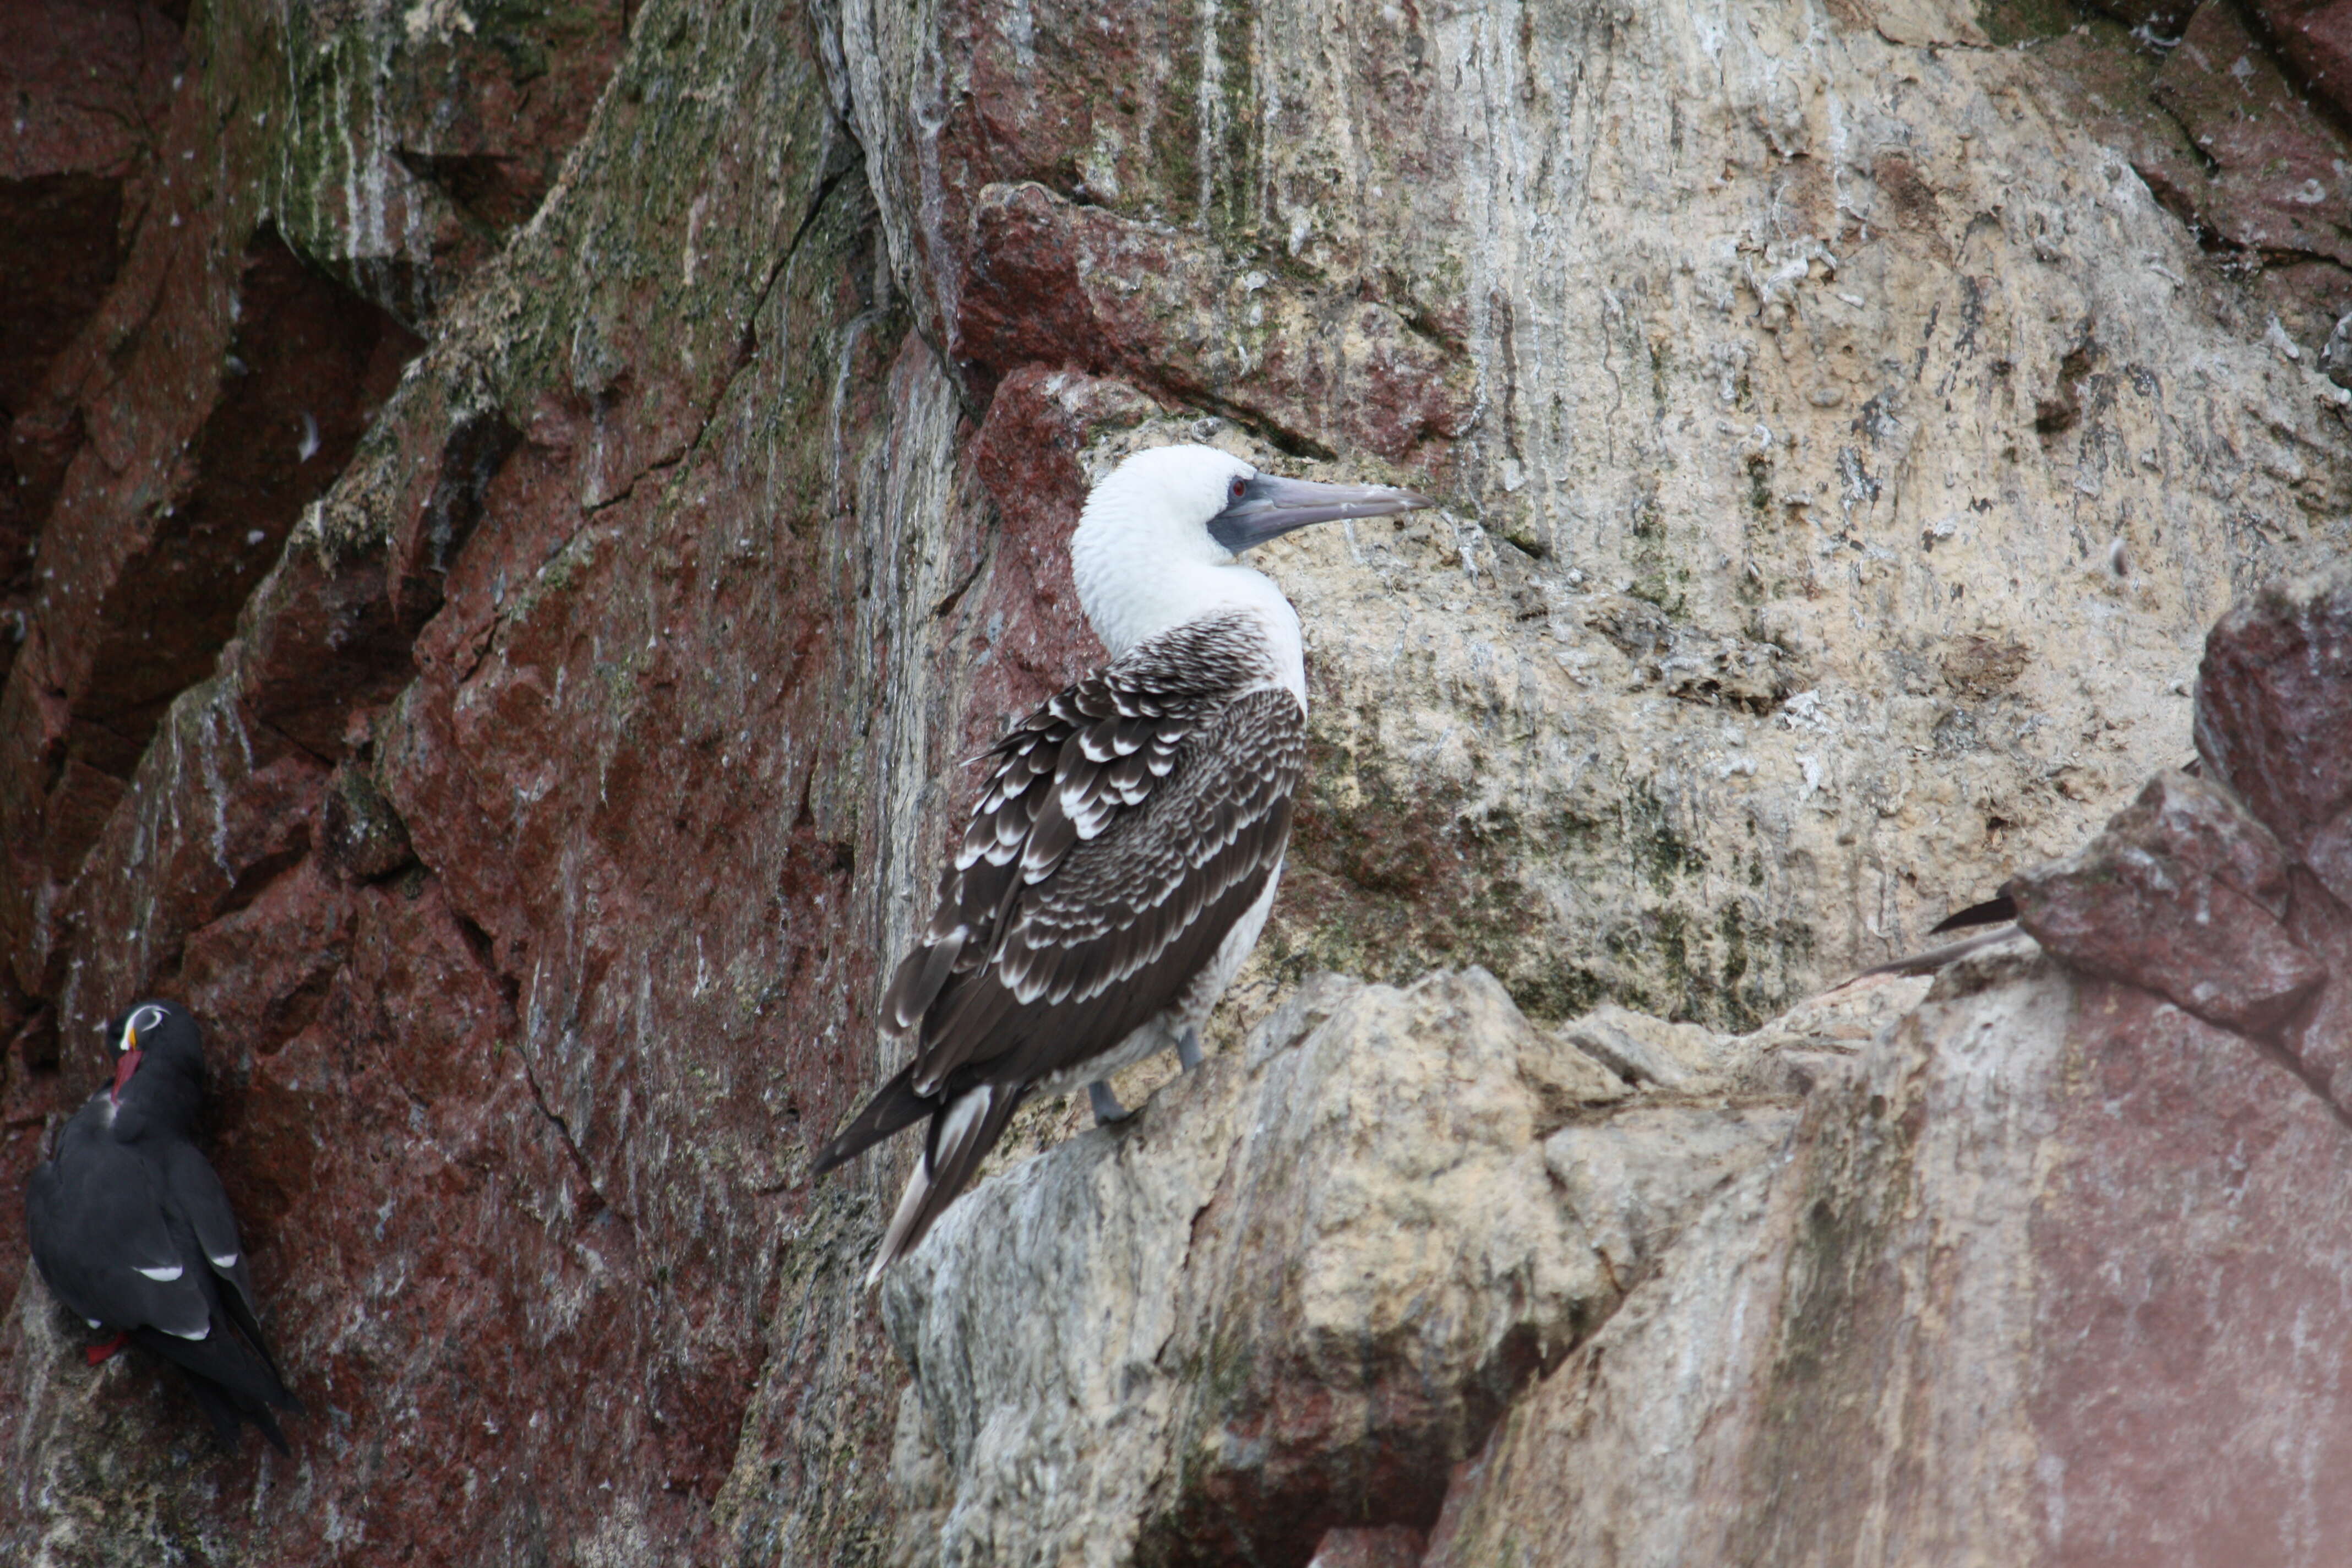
(1, 0, 2349, 1562)
(1425, 567, 2352, 1566)
(881, 969, 1807, 1567)
(1424, 924, 2352, 1566)
(885, 569, 2352, 1566)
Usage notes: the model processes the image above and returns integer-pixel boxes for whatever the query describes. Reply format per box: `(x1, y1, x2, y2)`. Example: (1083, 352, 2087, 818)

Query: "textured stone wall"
(838, 0, 2352, 1041)
(1419, 583, 2352, 1568)
(879, 568, 2352, 1566)
(0, 0, 2346, 1562)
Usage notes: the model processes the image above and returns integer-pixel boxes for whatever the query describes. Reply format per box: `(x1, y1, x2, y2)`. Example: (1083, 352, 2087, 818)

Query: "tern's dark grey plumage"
(25, 1000, 302, 1451)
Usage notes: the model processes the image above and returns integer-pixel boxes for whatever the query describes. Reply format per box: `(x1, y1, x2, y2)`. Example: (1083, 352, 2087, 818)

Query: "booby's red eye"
(1228, 476, 1246, 499)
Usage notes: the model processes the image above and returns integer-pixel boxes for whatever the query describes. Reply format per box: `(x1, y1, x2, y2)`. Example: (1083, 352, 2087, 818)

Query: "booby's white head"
(1069, 444, 1431, 693)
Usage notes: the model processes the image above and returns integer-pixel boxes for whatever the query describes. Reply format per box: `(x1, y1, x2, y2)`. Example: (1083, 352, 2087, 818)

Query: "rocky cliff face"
(885, 567, 2352, 1566)
(0, 0, 2347, 1562)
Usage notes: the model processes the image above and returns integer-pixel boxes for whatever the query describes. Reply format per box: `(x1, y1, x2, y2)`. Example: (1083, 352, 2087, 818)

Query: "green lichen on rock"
(1272, 728, 1810, 1031)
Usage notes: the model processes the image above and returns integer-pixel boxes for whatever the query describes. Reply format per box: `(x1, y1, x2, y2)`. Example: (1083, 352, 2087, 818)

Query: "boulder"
(882, 970, 1801, 1565)
(1425, 931, 2352, 1567)
(2197, 567, 2352, 906)
(2007, 770, 2324, 1035)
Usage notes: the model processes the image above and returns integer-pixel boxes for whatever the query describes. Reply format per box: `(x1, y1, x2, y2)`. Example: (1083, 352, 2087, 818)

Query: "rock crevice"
(1, 0, 2350, 1560)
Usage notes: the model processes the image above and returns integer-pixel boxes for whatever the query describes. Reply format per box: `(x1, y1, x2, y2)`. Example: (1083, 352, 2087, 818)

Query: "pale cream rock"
(881, 970, 1803, 1566)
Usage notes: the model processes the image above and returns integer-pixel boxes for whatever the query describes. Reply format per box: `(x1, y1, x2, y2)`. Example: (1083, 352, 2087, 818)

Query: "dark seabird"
(818, 443, 1432, 1282)
(25, 1000, 303, 1451)
(1928, 894, 2016, 935)
(1912, 762, 2203, 943)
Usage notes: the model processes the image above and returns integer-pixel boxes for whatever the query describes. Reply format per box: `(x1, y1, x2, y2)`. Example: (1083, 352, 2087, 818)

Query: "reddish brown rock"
(2247, 0, 2352, 121)
(270, 3, 628, 327)
(0, 1, 184, 668)
(1306, 1523, 1429, 1568)
(955, 364, 1162, 748)
(852, 0, 1239, 369)
(370, 8, 626, 237)
(0, 0, 636, 1043)
(0, 2, 181, 187)
(2083, 769, 2290, 912)
(318, 747, 418, 884)
(2281, 868, 2352, 1119)
(0, 1, 888, 1561)
(2023, 977, 2352, 1565)
(2008, 770, 2326, 1036)
(956, 182, 1472, 464)
(856, 0, 1461, 344)
(0, 166, 418, 1028)
(73, 234, 418, 756)
(1423, 946, 2352, 1566)
(2197, 565, 2352, 905)
(2090, 0, 2199, 36)
(845, 0, 1469, 465)
(2146, 3, 2352, 268)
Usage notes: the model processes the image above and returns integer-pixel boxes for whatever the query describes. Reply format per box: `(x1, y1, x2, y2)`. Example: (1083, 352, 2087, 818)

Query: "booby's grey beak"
(1209, 473, 1434, 554)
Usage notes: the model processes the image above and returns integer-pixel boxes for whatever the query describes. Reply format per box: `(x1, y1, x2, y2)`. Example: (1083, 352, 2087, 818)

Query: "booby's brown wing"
(914, 682, 1304, 1091)
(871, 666, 1197, 1042)
(820, 630, 1302, 1178)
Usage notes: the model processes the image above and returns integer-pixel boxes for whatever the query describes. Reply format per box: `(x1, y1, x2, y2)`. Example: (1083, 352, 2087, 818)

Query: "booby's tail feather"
(814, 1065, 932, 1177)
(864, 1084, 1027, 1288)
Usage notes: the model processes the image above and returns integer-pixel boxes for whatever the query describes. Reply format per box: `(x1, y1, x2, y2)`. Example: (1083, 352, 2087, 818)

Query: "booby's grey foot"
(1176, 1027, 1202, 1073)
(1088, 1081, 1134, 1125)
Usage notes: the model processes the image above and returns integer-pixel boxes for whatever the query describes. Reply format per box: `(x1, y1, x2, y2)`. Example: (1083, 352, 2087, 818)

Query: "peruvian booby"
(817, 443, 1432, 1283)
(25, 1000, 303, 1452)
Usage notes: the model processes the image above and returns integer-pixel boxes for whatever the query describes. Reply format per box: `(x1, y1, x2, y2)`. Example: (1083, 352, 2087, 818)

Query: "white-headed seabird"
(25, 1000, 303, 1451)
(816, 444, 1432, 1283)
